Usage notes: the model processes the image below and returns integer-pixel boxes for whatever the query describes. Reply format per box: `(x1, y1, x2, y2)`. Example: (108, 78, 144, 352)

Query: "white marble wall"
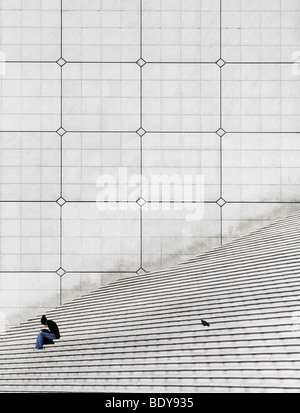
(0, 0, 300, 330)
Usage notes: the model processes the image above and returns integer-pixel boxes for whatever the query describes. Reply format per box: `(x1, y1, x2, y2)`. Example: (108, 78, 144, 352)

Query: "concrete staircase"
(1, 211, 300, 392)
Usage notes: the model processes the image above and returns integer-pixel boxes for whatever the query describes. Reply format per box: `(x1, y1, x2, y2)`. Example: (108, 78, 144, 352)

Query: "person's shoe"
(34, 347, 44, 351)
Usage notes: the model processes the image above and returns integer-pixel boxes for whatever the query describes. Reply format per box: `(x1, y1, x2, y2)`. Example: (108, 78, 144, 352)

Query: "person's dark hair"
(41, 315, 47, 325)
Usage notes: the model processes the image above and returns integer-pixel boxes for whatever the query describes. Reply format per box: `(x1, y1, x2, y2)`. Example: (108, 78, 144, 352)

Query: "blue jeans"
(35, 332, 56, 349)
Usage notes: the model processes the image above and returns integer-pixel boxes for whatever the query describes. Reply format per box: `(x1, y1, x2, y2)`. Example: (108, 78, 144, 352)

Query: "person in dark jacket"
(35, 315, 60, 349)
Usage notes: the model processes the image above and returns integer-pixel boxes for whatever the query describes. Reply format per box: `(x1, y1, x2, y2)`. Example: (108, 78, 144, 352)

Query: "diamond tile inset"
(56, 57, 67, 67)
(136, 58, 146, 67)
(56, 127, 67, 136)
(136, 128, 146, 137)
(216, 58, 226, 67)
(56, 197, 66, 207)
(216, 128, 226, 137)
(56, 267, 66, 276)
(136, 197, 146, 207)
(216, 198, 226, 207)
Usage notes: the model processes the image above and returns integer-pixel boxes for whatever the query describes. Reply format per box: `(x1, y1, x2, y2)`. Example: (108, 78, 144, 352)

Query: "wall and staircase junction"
(0, 211, 300, 392)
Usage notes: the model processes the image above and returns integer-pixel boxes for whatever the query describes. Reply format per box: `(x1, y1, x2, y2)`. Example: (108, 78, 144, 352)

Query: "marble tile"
(222, 64, 300, 132)
(0, 132, 60, 201)
(143, 0, 220, 62)
(222, 0, 300, 62)
(143, 64, 220, 131)
(0, 1, 61, 61)
(0, 202, 60, 272)
(0, 64, 61, 131)
(223, 133, 300, 202)
(142, 133, 220, 201)
(62, 132, 140, 201)
(62, 202, 140, 272)
(63, 0, 140, 62)
(63, 63, 140, 131)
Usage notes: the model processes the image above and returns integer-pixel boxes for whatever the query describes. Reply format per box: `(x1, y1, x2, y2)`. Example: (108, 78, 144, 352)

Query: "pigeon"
(201, 319, 210, 327)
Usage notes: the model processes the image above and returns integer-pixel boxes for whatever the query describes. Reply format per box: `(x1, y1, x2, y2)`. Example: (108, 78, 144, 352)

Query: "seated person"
(35, 315, 60, 349)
